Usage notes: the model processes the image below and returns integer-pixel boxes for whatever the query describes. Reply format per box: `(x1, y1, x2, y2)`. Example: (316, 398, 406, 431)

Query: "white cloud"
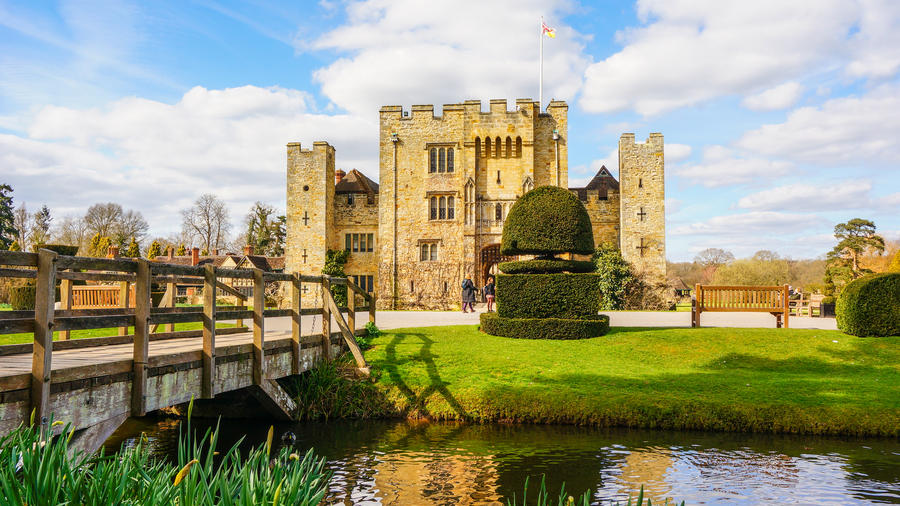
(676, 145, 792, 187)
(579, 0, 899, 116)
(4, 85, 377, 236)
(741, 82, 804, 111)
(308, 0, 589, 115)
(737, 84, 900, 166)
(672, 211, 826, 236)
(665, 143, 692, 163)
(737, 181, 872, 211)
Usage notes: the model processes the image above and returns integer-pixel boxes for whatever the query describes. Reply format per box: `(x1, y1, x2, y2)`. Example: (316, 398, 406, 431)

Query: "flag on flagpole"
(542, 21, 556, 38)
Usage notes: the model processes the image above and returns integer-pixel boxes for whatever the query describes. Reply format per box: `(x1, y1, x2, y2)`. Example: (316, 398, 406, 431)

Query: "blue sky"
(2, 0, 899, 261)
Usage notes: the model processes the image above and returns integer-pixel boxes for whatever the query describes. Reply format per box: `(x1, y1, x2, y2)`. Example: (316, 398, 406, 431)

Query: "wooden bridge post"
(691, 284, 700, 328)
(251, 268, 265, 384)
(132, 258, 150, 415)
(59, 277, 72, 340)
(347, 282, 356, 336)
(290, 272, 301, 375)
(202, 264, 217, 398)
(783, 284, 790, 329)
(31, 249, 58, 426)
(166, 281, 176, 333)
(118, 281, 130, 336)
(321, 276, 332, 361)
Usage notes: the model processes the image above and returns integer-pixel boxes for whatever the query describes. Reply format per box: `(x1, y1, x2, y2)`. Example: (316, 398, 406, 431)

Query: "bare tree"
(53, 215, 90, 253)
(181, 194, 231, 253)
(13, 203, 30, 251)
(83, 202, 149, 246)
(694, 248, 735, 267)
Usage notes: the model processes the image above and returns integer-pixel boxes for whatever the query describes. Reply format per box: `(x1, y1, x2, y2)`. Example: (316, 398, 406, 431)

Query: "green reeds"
(506, 476, 685, 506)
(0, 407, 329, 505)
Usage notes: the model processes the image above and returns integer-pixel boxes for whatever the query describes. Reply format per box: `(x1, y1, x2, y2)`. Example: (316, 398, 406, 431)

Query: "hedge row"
(500, 186, 595, 256)
(38, 244, 79, 256)
(836, 272, 900, 337)
(496, 273, 600, 319)
(480, 312, 609, 340)
(498, 259, 596, 274)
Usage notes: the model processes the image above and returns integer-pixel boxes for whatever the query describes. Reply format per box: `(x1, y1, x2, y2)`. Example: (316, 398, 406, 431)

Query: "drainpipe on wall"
(391, 133, 399, 310)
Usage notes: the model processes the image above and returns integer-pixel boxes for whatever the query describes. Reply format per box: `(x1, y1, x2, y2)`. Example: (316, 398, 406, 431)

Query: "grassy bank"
(0, 322, 237, 345)
(362, 325, 899, 436)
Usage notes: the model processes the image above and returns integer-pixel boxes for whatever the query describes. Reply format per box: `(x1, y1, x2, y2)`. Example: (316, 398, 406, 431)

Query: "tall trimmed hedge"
(500, 186, 595, 256)
(9, 286, 36, 310)
(498, 259, 595, 274)
(497, 273, 601, 319)
(480, 312, 609, 340)
(39, 244, 79, 256)
(836, 273, 900, 337)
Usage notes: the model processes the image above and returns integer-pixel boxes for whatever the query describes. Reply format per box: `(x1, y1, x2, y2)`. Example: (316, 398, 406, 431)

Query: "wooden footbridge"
(0, 250, 373, 451)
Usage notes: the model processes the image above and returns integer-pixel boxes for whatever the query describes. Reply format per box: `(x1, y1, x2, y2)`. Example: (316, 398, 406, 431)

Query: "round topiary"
(500, 186, 595, 256)
(480, 312, 609, 340)
(498, 259, 596, 274)
(836, 272, 900, 337)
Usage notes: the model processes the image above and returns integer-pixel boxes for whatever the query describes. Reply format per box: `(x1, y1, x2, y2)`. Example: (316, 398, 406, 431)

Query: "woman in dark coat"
(461, 275, 476, 313)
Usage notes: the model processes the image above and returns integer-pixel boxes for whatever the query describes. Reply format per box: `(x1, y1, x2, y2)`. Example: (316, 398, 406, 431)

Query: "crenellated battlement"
(380, 98, 555, 120)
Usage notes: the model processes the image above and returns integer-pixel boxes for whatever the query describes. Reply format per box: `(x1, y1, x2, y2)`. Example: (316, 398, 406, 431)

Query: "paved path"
(265, 308, 838, 332)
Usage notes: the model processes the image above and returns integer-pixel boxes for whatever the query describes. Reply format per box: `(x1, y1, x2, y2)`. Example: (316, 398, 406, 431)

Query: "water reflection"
(105, 418, 900, 505)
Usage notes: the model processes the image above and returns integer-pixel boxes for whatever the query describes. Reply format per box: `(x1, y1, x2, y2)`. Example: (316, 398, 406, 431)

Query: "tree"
(694, 248, 735, 267)
(825, 218, 885, 295)
(88, 233, 112, 258)
(713, 257, 790, 286)
(181, 194, 231, 253)
(54, 215, 90, 254)
(8, 240, 20, 252)
(83, 203, 148, 246)
(147, 240, 162, 259)
(124, 236, 141, 257)
(890, 250, 900, 273)
(592, 243, 634, 310)
(322, 249, 350, 306)
(13, 203, 30, 251)
(176, 244, 187, 256)
(30, 205, 51, 249)
(0, 184, 16, 249)
(244, 202, 286, 257)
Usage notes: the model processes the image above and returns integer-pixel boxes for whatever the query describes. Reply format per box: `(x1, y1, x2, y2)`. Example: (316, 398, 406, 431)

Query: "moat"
(105, 418, 900, 505)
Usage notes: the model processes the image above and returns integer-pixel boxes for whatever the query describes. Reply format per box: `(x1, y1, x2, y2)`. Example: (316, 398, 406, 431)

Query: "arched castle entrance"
(479, 244, 513, 288)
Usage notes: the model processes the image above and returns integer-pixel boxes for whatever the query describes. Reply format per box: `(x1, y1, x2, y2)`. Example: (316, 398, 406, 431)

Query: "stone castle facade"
(285, 99, 665, 309)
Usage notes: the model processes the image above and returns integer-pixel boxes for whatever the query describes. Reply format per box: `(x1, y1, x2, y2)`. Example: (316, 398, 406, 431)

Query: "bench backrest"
(695, 285, 788, 312)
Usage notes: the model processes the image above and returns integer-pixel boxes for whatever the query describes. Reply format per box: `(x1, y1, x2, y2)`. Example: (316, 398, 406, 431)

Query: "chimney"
(167, 246, 174, 260)
(212, 249, 219, 256)
(191, 247, 200, 266)
(335, 169, 346, 184)
(244, 244, 254, 256)
(107, 245, 119, 258)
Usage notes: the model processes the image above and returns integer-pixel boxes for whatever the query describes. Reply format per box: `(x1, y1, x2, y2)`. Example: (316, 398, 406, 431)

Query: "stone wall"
(618, 133, 666, 281)
(582, 190, 621, 248)
(333, 198, 379, 288)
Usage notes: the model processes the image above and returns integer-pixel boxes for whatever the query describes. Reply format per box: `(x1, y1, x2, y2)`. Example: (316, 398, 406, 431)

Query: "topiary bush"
(38, 244, 79, 256)
(496, 273, 601, 319)
(500, 186, 595, 256)
(9, 285, 35, 310)
(836, 272, 900, 337)
(480, 312, 609, 340)
(498, 259, 595, 274)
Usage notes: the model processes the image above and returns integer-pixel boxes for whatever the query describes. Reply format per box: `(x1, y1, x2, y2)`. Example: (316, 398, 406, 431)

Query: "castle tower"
(618, 133, 666, 280)
(285, 141, 335, 303)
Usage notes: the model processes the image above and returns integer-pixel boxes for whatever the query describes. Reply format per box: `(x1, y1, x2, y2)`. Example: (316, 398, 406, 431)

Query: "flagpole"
(539, 16, 543, 112)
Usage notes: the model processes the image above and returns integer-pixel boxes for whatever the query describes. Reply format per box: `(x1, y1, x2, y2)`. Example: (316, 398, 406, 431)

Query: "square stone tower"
(618, 133, 666, 280)
(285, 141, 335, 304)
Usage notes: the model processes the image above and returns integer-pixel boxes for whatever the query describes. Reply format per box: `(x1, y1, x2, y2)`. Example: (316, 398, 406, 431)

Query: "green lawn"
(364, 325, 900, 436)
(0, 322, 237, 346)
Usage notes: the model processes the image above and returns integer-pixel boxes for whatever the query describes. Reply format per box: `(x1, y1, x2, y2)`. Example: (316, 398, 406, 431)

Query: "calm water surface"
(105, 418, 900, 505)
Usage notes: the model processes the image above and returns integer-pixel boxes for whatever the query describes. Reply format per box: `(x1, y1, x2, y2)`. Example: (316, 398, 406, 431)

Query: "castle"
(285, 99, 665, 309)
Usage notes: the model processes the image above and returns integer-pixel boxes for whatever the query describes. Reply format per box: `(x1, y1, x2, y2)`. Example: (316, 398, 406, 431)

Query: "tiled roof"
(335, 169, 379, 194)
(570, 165, 619, 200)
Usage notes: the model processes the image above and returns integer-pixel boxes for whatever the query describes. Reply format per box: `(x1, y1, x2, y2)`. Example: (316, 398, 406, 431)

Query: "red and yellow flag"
(542, 21, 556, 38)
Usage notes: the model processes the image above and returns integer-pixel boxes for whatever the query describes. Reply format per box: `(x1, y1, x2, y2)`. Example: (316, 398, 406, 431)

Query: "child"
(483, 276, 495, 312)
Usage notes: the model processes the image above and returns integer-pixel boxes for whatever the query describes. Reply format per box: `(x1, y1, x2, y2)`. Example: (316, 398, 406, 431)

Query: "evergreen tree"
(825, 218, 885, 295)
(88, 233, 112, 258)
(147, 240, 162, 259)
(244, 202, 285, 256)
(322, 249, 350, 306)
(176, 244, 187, 256)
(0, 184, 16, 249)
(124, 236, 141, 257)
(31, 204, 51, 248)
(592, 242, 634, 310)
(889, 250, 900, 273)
(9, 240, 21, 251)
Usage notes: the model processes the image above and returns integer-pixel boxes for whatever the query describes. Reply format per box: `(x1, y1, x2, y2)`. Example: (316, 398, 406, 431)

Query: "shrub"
(836, 272, 900, 337)
(500, 186, 595, 256)
(365, 321, 380, 337)
(890, 250, 900, 273)
(38, 244, 79, 256)
(480, 312, 609, 340)
(498, 259, 595, 274)
(9, 285, 35, 310)
(822, 296, 836, 305)
(496, 273, 600, 319)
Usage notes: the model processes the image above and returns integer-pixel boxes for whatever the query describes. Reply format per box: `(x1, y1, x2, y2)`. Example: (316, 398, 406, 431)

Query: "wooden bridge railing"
(0, 249, 374, 426)
(692, 284, 790, 328)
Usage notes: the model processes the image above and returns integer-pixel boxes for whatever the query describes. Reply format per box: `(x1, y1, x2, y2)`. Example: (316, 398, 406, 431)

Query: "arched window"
(495, 137, 501, 158)
(516, 136, 522, 157)
(505, 136, 512, 158)
(495, 203, 502, 221)
(447, 148, 454, 172)
(475, 137, 481, 160)
(430, 197, 438, 220)
(447, 196, 455, 220)
(430, 243, 438, 261)
(421, 244, 429, 261)
(439, 196, 447, 219)
(438, 148, 445, 173)
(485, 137, 492, 158)
(429, 148, 437, 173)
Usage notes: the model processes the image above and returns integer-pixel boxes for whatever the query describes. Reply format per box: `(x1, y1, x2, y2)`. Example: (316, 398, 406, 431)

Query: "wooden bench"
(692, 284, 790, 328)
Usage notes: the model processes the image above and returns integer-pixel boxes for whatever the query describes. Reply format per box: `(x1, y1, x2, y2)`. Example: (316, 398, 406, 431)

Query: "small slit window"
(429, 148, 437, 173)
(438, 148, 446, 173)
(447, 148, 454, 172)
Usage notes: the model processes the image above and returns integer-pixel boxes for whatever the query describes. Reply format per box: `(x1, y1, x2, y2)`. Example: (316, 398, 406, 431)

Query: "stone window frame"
(351, 274, 375, 293)
(344, 232, 375, 253)
(426, 143, 457, 174)
(418, 239, 441, 262)
(426, 191, 458, 222)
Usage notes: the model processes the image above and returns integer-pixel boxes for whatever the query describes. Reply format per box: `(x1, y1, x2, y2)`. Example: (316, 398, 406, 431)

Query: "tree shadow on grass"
(376, 331, 469, 420)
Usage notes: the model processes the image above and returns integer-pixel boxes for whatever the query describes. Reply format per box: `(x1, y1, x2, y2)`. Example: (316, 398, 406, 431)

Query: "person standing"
(483, 275, 495, 312)
(461, 275, 476, 313)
